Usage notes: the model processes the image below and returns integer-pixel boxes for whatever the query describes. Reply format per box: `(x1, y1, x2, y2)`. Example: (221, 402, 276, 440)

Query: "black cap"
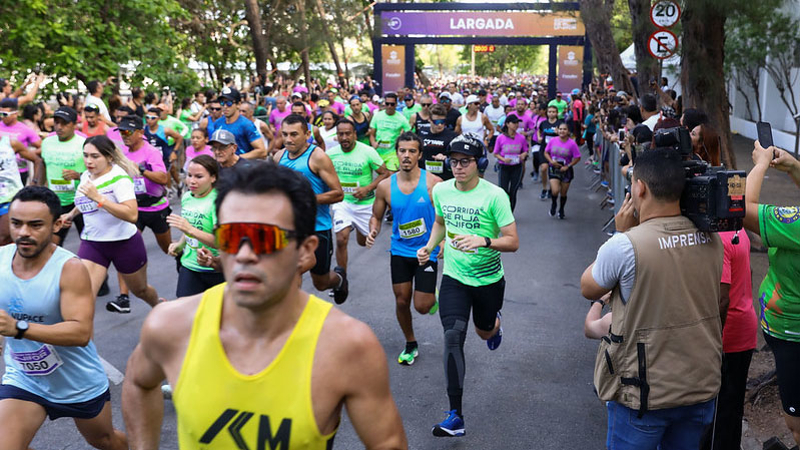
(404, 94, 414, 101)
(53, 106, 78, 123)
(116, 115, 144, 131)
(504, 114, 520, 124)
(478, 89, 487, 96)
(447, 135, 484, 158)
(0, 78, 7, 89)
(0, 98, 17, 109)
(84, 104, 100, 113)
(219, 87, 241, 103)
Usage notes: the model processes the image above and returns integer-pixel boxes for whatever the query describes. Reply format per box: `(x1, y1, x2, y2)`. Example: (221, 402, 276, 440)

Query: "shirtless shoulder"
(140, 294, 203, 382)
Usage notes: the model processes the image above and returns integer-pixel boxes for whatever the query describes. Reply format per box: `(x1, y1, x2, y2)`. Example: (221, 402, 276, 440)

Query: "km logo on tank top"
(200, 408, 291, 450)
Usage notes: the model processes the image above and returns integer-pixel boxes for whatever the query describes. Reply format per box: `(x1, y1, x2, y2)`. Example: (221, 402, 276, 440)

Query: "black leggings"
(176, 266, 226, 297)
(700, 349, 754, 450)
(498, 163, 523, 212)
(585, 132, 595, 157)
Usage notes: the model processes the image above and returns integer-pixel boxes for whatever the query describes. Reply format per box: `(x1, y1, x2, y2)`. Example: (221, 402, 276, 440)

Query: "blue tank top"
(145, 125, 173, 157)
(0, 245, 108, 403)
(278, 144, 332, 231)
(390, 170, 437, 261)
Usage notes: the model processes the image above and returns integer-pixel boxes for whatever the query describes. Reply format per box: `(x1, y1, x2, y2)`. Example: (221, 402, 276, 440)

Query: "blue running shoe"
(432, 410, 465, 437)
(487, 311, 502, 350)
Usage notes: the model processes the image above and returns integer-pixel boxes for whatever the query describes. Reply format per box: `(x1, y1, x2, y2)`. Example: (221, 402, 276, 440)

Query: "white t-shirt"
(484, 104, 505, 126)
(85, 94, 111, 122)
(450, 92, 465, 107)
(642, 114, 660, 132)
(75, 165, 138, 242)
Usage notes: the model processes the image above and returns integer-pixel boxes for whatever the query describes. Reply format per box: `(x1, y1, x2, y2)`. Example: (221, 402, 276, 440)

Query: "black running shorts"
(390, 255, 438, 294)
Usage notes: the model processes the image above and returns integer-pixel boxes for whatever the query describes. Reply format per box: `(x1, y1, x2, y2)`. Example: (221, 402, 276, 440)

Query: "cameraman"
(744, 141, 800, 446)
(581, 148, 724, 449)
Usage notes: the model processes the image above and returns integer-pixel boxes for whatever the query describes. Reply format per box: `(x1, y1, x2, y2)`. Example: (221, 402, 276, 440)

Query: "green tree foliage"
(458, 46, 543, 77)
(0, 0, 198, 96)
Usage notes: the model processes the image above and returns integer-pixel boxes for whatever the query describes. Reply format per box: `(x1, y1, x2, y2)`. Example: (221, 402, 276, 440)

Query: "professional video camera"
(653, 127, 745, 232)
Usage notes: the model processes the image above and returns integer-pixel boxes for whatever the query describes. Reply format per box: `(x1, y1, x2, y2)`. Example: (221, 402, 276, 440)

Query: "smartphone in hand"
(756, 121, 774, 149)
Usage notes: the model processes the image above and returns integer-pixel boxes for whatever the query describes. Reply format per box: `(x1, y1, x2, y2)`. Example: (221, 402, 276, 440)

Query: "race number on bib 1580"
(425, 160, 444, 174)
(399, 218, 426, 239)
(341, 181, 360, 194)
(10, 344, 64, 376)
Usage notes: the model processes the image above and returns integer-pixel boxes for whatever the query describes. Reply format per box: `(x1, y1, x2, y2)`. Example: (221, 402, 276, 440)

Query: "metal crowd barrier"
(586, 132, 627, 235)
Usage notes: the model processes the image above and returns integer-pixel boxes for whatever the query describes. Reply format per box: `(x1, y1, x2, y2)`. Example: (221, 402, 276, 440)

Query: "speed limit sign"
(650, 0, 681, 28)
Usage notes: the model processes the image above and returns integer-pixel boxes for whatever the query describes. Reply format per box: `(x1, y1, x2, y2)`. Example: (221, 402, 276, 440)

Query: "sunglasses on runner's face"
(208, 107, 222, 111)
(146, 115, 159, 120)
(421, 103, 432, 107)
(220, 100, 235, 107)
(385, 102, 396, 106)
(214, 222, 297, 256)
(432, 119, 446, 125)
(0, 111, 17, 118)
(119, 129, 135, 136)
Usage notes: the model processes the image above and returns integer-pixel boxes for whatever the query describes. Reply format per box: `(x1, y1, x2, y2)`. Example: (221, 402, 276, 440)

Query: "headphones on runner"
(445, 135, 489, 173)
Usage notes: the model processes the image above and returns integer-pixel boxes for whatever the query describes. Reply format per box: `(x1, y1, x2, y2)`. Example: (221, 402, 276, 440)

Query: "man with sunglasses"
(455, 95, 494, 146)
(211, 87, 266, 160)
(437, 92, 461, 131)
(367, 132, 441, 366)
(419, 104, 457, 181)
(0, 98, 42, 186)
(144, 107, 183, 170)
(274, 114, 346, 303)
(417, 135, 519, 438)
(200, 98, 223, 137)
(122, 163, 408, 450)
(408, 94, 433, 135)
(368, 93, 411, 172)
(40, 106, 86, 246)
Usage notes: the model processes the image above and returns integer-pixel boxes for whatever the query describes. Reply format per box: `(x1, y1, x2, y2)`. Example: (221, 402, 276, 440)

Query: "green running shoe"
(429, 299, 439, 315)
(398, 347, 419, 365)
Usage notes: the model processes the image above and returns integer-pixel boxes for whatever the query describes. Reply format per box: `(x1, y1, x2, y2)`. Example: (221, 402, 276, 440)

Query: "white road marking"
(99, 356, 125, 385)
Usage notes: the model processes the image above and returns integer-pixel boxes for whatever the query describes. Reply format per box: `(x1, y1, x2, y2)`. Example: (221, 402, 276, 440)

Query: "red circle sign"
(647, 29, 678, 59)
(650, 0, 681, 28)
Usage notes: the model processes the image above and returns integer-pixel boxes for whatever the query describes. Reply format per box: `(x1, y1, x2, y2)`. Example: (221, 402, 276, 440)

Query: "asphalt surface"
(8, 156, 615, 449)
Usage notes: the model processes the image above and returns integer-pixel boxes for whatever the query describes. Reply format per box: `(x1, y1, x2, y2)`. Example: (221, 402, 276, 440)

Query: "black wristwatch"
(14, 320, 29, 340)
(484, 237, 492, 248)
(592, 299, 606, 308)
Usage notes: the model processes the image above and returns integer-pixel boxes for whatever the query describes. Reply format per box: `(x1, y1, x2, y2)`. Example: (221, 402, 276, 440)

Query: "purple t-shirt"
(269, 108, 292, 135)
(183, 145, 214, 173)
(506, 111, 536, 138)
(0, 121, 40, 173)
(330, 101, 346, 116)
(123, 141, 168, 212)
(493, 133, 529, 166)
(545, 137, 581, 165)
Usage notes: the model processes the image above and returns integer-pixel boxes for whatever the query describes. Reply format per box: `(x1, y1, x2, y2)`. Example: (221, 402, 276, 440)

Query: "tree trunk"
(628, 0, 658, 98)
(244, 0, 268, 80)
(312, 0, 346, 88)
(296, 0, 312, 85)
(681, 2, 737, 169)
(579, 0, 636, 96)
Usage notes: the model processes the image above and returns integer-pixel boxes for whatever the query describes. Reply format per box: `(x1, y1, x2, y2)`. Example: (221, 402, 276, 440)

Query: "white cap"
(465, 94, 479, 104)
(372, 94, 380, 102)
(438, 91, 452, 100)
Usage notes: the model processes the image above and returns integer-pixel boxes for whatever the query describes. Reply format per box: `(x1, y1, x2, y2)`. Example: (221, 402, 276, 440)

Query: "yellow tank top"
(173, 283, 337, 449)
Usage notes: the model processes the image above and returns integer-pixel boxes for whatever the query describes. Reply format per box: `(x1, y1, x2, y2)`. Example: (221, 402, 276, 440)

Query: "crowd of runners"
(0, 70, 798, 450)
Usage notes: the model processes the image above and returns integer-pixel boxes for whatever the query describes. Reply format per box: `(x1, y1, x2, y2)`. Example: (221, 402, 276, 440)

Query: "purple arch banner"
(381, 11, 584, 37)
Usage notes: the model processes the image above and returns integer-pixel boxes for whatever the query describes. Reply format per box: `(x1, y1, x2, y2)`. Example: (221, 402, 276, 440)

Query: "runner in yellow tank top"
(122, 163, 407, 450)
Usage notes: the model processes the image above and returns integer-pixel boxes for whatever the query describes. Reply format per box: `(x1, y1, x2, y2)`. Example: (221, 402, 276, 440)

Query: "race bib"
(425, 160, 444, 174)
(133, 176, 147, 194)
(75, 195, 98, 214)
(399, 218, 426, 239)
(506, 154, 520, 165)
(50, 179, 75, 192)
(10, 344, 64, 376)
(186, 237, 199, 248)
(377, 140, 392, 150)
(447, 231, 477, 254)
(531, 144, 541, 154)
(341, 181, 360, 194)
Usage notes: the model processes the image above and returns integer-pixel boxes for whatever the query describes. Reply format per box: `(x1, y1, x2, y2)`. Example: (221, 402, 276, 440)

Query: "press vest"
(390, 170, 437, 261)
(594, 216, 723, 415)
(174, 284, 336, 449)
(0, 245, 109, 403)
(279, 144, 332, 232)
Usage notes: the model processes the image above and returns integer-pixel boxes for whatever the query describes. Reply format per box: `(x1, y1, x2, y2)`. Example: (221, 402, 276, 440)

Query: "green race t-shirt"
(402, 103, 422, 120)
(548, 99, 568, 119)
(433, 179, 515, 286)
(41, 134, 86, 206)
(758, 204, 800, 342)
(327, 141, 384, 205)
(369, 110, 411, 157)
(180, 189, 219, 273)
(160, 115, 190, 143)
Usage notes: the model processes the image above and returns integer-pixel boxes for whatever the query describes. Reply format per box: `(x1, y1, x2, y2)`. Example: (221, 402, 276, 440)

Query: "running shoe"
(487, 311, 503, 350)
(540, 190, 548, 200)
(106, 294, 131, 314)
(432, 410, 465, 437)
(385, 210, 393, 222)
(97, 275, 110, 297)
(398, 347, 419, 365)
(333, 267, 349, 305)
(549, 204, 557, 217)
(161, 384, 173, 399)
(558, 210, 565, 220)
(429, 299, 439, 315)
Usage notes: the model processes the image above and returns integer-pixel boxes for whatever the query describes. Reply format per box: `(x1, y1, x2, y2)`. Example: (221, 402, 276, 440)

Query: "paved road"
(12, 158, 613, 449)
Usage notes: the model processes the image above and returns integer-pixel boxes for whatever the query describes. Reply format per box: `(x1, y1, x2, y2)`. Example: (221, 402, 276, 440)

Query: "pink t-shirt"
(544, 137, 581, 165)
(330, 101, 346, 116)
(719, 230, 758, 353)
(493, 133, 529, 165)
(123, 141, 168, 212)
(183, 145, 214, 173)
(507, 111, 536, 138)
(269, 108, 292, 135)
(0, 121, 40, 173)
